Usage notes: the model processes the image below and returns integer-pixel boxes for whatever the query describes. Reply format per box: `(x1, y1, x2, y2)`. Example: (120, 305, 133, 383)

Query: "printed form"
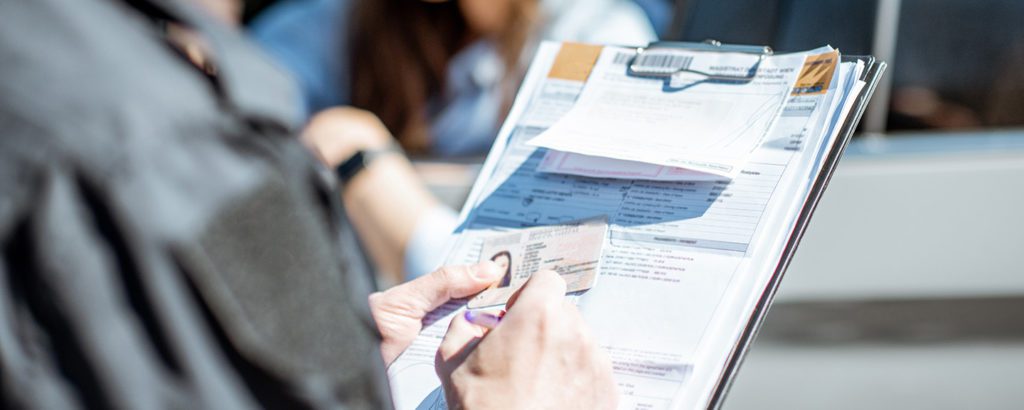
(387, 42, 864, 410)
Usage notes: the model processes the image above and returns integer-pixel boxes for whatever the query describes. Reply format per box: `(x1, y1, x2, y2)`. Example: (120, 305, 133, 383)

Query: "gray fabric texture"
(0, 0, 392, 408)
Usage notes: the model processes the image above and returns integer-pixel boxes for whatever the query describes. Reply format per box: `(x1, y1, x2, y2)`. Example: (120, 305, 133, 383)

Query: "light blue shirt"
(249, 0, 349, 117)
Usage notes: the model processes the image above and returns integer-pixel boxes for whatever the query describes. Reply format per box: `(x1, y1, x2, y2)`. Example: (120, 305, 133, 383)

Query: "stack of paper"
(530, 46, 845, 181)
(387, 41, 871, 410)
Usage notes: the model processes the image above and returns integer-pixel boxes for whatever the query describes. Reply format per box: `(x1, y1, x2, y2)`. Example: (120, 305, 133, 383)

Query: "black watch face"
(337, 150, 366, 183)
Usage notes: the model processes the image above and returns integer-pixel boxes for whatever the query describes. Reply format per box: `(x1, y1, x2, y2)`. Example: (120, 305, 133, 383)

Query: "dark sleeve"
(0, 0, 390, 406)
(0, 163, 206, 409)
(0, 127, 390, 410)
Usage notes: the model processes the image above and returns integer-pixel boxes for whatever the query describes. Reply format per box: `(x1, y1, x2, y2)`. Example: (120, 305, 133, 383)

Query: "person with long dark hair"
(250, 0, 656, 156)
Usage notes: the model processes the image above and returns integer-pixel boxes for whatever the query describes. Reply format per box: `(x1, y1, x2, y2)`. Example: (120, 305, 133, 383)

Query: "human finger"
(436, 312, 485, 369)
(385, 262, 503, 319)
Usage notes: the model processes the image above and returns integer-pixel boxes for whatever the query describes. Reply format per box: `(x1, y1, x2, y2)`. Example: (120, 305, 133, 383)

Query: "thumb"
(391, 261, 504, 317)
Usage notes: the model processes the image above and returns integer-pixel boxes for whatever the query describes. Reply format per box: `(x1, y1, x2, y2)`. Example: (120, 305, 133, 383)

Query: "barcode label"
(613, 52, 634, 65)
(631, 53, 693, 73)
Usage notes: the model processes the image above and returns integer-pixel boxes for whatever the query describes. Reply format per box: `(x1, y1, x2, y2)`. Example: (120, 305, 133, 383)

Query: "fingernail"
(473, 261, 503, 281)
(464, 310, 502, 329)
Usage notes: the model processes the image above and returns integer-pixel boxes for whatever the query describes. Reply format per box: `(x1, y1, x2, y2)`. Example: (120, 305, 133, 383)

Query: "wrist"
(335, 140, 405, 186)
(303, 107, 396, 167)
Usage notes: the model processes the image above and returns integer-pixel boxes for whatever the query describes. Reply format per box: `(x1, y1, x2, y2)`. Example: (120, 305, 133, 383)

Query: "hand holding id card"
(468, 216, 608, 308)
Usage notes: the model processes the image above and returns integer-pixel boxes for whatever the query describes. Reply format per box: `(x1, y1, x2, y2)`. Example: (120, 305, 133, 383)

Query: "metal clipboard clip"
(627, 39, 774, 83)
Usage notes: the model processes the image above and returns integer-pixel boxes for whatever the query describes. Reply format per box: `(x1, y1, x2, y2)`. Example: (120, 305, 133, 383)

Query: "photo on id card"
(468, 216, 608, 309)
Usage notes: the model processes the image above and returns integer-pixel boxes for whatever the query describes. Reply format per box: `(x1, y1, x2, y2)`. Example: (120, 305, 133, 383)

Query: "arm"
(302, 107, 444, 285)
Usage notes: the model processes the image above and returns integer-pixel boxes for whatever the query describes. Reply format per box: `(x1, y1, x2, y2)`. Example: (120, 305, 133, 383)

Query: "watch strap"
(335, 141, 403, 184)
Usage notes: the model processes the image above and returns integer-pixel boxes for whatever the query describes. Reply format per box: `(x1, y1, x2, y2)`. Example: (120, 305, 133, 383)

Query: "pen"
(464, 310, 505, 329)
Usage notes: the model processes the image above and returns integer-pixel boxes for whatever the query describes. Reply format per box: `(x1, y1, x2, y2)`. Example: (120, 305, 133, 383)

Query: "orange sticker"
(547, 42, 604, 82)
(792, 50, 839, 95)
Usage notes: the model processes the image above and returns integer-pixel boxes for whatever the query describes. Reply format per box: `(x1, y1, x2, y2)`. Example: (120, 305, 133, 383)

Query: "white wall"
(778, 132, 1024, 301)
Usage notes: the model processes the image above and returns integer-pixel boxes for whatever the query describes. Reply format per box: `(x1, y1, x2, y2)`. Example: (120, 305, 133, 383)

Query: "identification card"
(469, 216, 608, 308)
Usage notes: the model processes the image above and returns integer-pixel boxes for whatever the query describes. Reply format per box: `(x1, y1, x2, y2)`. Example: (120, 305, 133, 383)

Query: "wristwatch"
(335, 141, 403, 184)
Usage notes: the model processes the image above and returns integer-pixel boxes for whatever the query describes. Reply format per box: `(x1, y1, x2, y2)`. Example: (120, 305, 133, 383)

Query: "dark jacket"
(0, 0, 391, 407)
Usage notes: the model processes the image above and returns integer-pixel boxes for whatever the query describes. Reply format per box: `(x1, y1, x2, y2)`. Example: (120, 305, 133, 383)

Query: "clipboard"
(626, 39, 774, 82)
(386, 39, 886, 410)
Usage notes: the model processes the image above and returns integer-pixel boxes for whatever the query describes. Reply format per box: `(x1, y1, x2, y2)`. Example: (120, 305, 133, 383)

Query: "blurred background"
(240, 0, 1024, 407)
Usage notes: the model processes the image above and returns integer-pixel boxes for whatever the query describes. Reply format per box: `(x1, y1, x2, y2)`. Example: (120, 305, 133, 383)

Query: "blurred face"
(458, 0, 515, 36)
(190, 0, 242, 25)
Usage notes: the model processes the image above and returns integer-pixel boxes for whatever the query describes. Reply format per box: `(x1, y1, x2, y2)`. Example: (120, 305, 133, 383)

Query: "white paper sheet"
(536, 150, 727, 181)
